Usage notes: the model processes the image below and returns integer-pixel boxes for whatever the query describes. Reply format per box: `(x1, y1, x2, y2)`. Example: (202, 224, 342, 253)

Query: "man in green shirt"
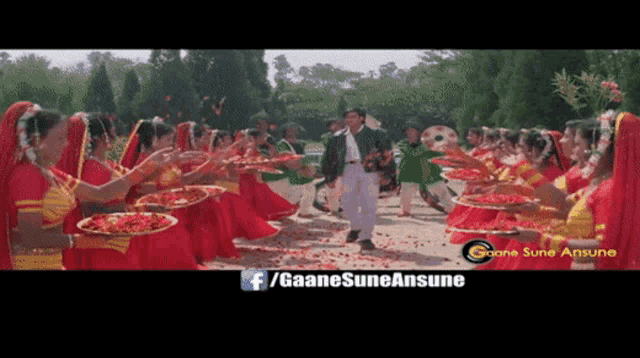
(266, 122, 317, 218)
(397, 118, 455, 216)
(321, 108, 393, 251)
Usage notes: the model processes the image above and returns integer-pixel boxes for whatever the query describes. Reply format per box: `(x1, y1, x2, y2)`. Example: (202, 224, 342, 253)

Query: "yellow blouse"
(497, 166, 515, 182)
(12, 174, 78, 270)
(538, 188, 602, 252)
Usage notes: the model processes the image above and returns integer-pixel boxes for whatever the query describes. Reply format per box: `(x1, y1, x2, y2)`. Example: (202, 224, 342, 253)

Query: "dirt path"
(204, 192, 475, 270)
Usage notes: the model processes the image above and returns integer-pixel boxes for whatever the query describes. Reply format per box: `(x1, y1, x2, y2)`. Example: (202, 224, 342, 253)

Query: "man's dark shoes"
(359, 239, 376, 251)
(346, 230, 360, 243)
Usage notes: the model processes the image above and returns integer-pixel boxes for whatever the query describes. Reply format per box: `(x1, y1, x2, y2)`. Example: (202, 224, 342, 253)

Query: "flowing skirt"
(126, 208, 201, 270)
(239, 173, 298, 221)
(447, 206, 501, 244)
(184, 191, 280, 264)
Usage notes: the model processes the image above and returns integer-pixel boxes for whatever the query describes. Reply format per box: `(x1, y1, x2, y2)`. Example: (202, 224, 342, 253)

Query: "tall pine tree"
(85, 62, 116, 114)
(142, 50, 198, 124)
(117, 69, 141, 132)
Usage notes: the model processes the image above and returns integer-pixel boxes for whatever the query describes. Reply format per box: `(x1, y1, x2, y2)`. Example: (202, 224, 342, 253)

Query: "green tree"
(140, 49, 198, 124)
(1, 54, 60, 110)
(337, 95, 348, 117)
(379, 62, 398, 78)
(84, 62, 116, 114)
(117, 69, 142, 131)
(273, 54, 295, 86)
(619, 50, 640, 115)
(490, 50, 589, 130)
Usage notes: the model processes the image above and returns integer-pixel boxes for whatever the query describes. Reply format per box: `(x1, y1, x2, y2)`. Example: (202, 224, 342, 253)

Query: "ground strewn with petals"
(204, 184, 475, 270)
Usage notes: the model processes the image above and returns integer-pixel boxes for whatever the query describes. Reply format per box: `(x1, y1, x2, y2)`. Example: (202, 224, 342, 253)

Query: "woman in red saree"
(173, 122, 280, 263)
(58, 113, 138, 269)
(0, 103, 170, 270)
(597, 112, 640, 269)
(554, 119, 591, 195)
(446, 129, 510, 246)
(465, 127, 490, 158)
(119, 119, 215, 269)
(235, 129, 299, 221)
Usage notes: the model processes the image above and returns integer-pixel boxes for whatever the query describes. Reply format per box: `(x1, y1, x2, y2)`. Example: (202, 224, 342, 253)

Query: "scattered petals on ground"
(204, 185, 474, 270)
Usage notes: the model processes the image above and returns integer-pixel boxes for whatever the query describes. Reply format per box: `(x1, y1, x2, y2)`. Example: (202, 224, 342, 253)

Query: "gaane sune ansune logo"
(462, 240, 495, 265)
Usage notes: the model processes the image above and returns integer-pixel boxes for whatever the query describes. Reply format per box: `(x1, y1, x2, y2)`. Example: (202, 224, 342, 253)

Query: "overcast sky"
(1, 49, 426, 87)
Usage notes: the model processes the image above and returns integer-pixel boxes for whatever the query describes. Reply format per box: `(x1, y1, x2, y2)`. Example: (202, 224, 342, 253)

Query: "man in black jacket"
(321, 108, 393, 250)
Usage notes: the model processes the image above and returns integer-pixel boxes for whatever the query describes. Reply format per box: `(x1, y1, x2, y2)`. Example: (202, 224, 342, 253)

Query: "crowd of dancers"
(1, 99, 639, 270)
(441, 113, 640, 270)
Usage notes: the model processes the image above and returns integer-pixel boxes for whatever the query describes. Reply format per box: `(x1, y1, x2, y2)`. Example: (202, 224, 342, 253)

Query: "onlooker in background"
(397, 117, 455, 216)
(270, 122, 317, 218)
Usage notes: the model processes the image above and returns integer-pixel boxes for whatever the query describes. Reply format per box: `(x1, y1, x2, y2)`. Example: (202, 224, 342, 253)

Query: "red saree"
(484, 164, 566, 270)
(598, 112, 640, 269)
(239, 173, 299, 221)
(124, 152, 201, 270)
(479, 163, 589, 270)
(447, 155, 506, 245)
(234, 147, 298, 221)
(62, 158, 137, 270)
(553, 164, 590, 195)
(175, 124, 279, 262)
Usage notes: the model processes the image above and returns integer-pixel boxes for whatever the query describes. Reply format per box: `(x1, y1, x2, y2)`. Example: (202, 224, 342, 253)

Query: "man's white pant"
(341, 163, 379, 242)
(400, 181, 455, 213)
(267, 178, 289, 201)
(327, 177, 342, 213)
(267, 178, 315, 216)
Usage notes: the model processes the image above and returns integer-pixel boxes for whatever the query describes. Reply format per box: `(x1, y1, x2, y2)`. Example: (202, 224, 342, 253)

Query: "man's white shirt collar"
(345, 125, 364, 136)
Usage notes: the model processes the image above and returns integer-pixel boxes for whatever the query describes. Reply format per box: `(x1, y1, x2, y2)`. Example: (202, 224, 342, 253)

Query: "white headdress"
(16, 104, 43, 163)
(582, 110, 616, 179)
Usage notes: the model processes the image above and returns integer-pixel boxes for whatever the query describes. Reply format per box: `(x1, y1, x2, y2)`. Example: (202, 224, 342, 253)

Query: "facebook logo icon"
(241, 269, 268, 291)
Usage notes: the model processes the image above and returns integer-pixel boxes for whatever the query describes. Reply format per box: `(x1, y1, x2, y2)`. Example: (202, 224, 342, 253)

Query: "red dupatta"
(546, 130, 571, 173)
(598, 112, 640, 269)
(55, 114, 88, 178)
(175, 122, 195, 152)
(120, 120, 145, 169)
(0, 102, 37, 269)
(55, 114, 89, 234)
(175, 122, 208, 172)
(470, 146, 490, 158)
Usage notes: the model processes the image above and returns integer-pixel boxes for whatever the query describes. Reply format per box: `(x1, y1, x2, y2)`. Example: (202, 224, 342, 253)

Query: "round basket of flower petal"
(441, 168, 494, 183)
(77, 212, 179, 236)
(452, 193, 538, 210)
(135, 186, 209, 210)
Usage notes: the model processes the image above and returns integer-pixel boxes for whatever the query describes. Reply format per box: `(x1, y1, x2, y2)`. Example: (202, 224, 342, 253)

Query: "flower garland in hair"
(208, 129, 219, 152)
(72, 112, 93, 154)
(152, 116, 163, 139)
(535, 129, 554, 165)
(481, 126, 489, 145)
(188, 121, 196, 150)
(582, 110, 616, 179)
(96, 115, 111, 148)
(498, 128, 509, 141)
(518, 129, 529, 148)
(16, 104, 43, 163)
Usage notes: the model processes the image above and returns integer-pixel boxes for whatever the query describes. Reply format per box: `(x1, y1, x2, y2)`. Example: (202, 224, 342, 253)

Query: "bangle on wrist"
(68, 234, 76, 249)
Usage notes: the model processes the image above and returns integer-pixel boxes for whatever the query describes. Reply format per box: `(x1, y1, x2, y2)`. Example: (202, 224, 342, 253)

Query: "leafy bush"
(106, 136, 128, 163)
